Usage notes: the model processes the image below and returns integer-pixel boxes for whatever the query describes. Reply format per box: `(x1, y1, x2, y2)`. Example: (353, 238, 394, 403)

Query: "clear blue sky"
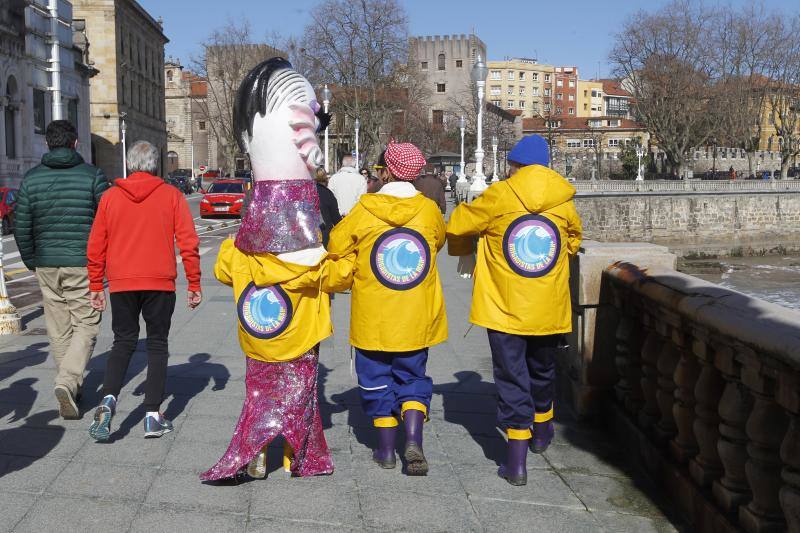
(138, 0, 796, 79)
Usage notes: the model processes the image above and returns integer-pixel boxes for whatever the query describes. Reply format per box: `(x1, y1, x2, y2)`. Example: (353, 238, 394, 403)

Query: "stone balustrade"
(597, 261, 800, 532)
(574, 179, 800, 195)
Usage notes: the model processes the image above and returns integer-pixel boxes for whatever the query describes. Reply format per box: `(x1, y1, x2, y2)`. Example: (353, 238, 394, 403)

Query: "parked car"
(166, 169, 194, 194)
(0, 187, 17, 235)
(199, 179, 247, 218)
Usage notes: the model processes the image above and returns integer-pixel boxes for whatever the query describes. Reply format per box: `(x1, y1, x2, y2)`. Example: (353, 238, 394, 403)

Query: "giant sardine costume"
(200, 57, 336, 481)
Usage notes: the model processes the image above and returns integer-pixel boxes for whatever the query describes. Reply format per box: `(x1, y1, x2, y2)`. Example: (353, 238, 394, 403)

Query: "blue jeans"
(354, 348, 432, 419)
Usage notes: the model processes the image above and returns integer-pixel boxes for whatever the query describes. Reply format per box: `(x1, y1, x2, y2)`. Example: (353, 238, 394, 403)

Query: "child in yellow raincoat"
(447, 134, 582, 486)
(316, 142, 448, 476)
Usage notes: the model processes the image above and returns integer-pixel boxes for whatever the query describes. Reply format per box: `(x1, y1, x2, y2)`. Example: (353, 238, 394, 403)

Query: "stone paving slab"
(0, 201, 682, 532)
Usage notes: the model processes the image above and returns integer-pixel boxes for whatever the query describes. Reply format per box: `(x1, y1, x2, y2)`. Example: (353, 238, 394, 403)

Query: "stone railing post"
(739, 348, 788, 532)
(614, 312, 645, 414)
(713, 346, 754, 514)
(654, 318, 680, 444)
(639, 321, 663, 430)
(778, 371, 800, 532)
(689, 333, 725, 487)
(670, 329, 701, 463)
(780, 419, 800, 531)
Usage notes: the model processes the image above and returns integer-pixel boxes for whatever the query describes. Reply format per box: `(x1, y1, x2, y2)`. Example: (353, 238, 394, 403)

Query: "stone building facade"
(164, 58, 207, 175)
(486, 58, 554, 118)
(72, 0, 167, 178)
(409, 34, 487, 128)
(523, 116, 650, 179)
(0, 0, 95, 187)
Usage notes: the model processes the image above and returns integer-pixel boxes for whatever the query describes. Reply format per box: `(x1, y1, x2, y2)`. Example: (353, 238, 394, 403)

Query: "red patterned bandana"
(385, 142, 426, 181)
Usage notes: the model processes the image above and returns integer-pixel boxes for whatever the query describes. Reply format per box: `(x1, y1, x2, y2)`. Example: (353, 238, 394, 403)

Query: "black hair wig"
(233, 57, 331, 154)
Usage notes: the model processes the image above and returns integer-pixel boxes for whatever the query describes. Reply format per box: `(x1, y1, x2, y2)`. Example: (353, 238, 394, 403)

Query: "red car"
(200, 179, 247, 218)
(0, 187, 17, 235)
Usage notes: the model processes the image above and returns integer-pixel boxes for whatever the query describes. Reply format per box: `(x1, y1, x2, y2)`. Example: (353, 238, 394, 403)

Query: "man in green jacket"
(14, 120, 109, 419)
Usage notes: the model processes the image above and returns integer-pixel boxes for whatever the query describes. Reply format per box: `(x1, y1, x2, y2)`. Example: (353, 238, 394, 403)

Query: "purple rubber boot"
(531, 421, 555, 454)
(403, 410, 428, 476)
(373, 426, 397, 469)
(498, 438, 529, 486)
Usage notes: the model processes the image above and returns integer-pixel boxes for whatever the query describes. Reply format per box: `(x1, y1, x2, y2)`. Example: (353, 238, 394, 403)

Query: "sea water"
(682, 256, 800, 310)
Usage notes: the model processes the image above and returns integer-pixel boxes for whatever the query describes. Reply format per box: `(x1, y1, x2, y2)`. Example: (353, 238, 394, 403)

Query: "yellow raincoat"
(447, 165, 582, 335)
(324, 191, 448, 351)
(214, 239, 333, 362)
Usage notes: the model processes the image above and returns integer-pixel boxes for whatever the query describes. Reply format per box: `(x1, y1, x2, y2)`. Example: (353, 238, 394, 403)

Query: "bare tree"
(583, 122, 605, 179)
(298, 0, 410, 164)
(192, 20, 283, 174)
(610, 0, 719, 178)
(764, 15, 800, 178)
(711, 4, 775, 177)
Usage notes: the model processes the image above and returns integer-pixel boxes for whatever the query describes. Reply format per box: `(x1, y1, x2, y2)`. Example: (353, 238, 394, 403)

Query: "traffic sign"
(199, 165, 207, 172)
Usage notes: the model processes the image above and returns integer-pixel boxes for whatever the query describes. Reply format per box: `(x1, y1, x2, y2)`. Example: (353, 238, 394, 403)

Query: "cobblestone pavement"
(0, 203, 682, 532)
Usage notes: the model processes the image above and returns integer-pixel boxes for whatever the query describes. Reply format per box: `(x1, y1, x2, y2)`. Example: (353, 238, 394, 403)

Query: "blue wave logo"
(371, 228, 431, 290)
(503, 215, 560, 278)
(381, 239, 422, 278)
(513, 225, 554, 265)
(237, 283, 292, 339)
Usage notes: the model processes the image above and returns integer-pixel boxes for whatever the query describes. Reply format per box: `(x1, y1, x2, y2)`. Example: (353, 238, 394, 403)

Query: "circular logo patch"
(236, 282, 293, 339)
(370, 227, 431, 290)
(502, 214, 561, 278)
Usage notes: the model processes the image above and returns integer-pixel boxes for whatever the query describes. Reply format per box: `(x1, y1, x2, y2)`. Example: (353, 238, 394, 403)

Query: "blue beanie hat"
(508, 135, 549, 167)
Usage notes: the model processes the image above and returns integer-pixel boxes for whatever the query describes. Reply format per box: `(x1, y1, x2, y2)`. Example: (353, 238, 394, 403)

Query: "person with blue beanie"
(446, 134, 582, 486)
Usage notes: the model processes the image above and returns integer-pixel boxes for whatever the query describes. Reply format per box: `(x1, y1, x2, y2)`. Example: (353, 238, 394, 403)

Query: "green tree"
(619, 142, 651, 180)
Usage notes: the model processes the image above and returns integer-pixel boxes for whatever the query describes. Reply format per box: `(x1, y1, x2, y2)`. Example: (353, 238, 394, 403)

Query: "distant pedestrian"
(87, 141, 201, 441)
(14, 120, 109, 419)
(449, 172, 458, 198)
(447, 135, 582, 486)
(315, 167, 342, 247)
(414, 171, 447, 214)
(327, 155, 366, 215)
(729, 166, 736, 180)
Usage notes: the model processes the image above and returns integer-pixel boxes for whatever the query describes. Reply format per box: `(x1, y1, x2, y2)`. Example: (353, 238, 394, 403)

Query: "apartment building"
(553, 66, 578, 118)
(486, 58, 555, 118)
(577, 80, 603, 117)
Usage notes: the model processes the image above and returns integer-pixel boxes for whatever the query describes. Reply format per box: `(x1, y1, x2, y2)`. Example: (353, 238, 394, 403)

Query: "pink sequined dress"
(200, 349, 333, 480)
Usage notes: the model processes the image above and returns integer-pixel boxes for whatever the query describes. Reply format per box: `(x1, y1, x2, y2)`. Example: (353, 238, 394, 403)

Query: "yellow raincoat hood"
(322, 191, 448, 351)
(214, 239, 332, 362)
(447, 165, 582, 335)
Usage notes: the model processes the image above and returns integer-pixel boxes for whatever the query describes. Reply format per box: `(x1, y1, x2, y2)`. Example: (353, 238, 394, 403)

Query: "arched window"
(5, 76, 18, 159)
(167, 151, 179, 173)
(437, 53, 445, 71)
(167, 70, 173, 82)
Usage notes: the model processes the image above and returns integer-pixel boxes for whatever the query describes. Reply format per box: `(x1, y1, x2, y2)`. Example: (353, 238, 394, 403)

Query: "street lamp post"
(322, 85, 332, 172)
(458, 116, 466, 183)
(636, 144, 645, 181)
(354, 117, 360, 170)
(120, 113, 128, 178)
(468, 55, 489, 199)
(491, 135, 499, 182)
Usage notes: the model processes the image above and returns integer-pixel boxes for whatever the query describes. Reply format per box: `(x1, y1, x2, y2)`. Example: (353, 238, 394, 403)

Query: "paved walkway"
(0, 216, 681, 532)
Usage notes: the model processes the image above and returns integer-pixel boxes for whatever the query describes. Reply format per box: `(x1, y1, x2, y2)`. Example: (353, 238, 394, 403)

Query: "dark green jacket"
(14, 148, 109, 269)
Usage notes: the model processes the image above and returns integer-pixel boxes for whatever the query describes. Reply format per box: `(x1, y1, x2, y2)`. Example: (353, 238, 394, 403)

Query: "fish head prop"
(234, 57, 330, 180)
(232, 57, 331, 254)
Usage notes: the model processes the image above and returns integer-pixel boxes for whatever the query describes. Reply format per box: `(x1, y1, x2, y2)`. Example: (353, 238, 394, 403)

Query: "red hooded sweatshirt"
(87, 172, 201, 293)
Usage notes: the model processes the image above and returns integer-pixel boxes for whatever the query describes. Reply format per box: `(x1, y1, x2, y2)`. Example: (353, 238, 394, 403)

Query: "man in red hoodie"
(86, 140, 202, 441)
